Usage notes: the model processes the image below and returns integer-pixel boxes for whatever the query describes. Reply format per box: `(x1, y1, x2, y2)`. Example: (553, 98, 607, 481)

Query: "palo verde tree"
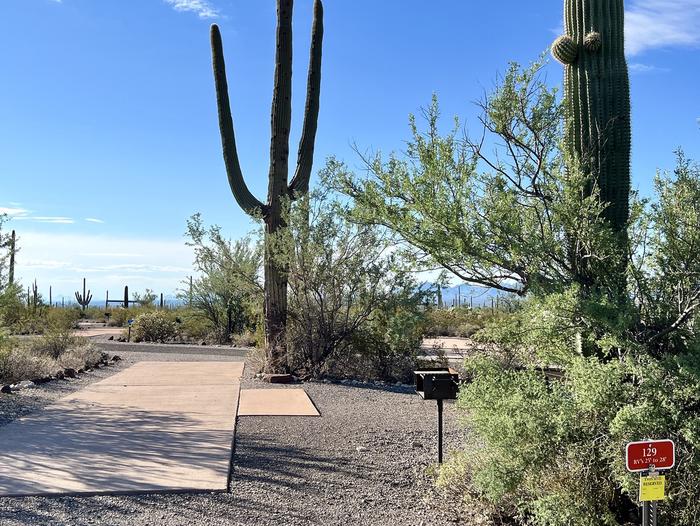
(210, 0, 323, 373)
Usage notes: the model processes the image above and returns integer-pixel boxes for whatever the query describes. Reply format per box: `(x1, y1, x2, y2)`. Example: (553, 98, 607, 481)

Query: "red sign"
(626, 439, 675, 472)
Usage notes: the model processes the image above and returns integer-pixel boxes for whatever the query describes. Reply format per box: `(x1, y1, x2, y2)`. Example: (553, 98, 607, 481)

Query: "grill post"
(437, 398, 444, 463)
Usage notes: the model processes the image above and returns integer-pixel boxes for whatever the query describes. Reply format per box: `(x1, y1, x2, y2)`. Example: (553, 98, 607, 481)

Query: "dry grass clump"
(0, 331, 102, 384)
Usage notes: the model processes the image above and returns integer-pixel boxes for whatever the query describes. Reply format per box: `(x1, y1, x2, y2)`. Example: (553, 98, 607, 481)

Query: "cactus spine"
(75, 278, 93, 310)
(552, 0, 631, 288)
(211, 0, 323, 373)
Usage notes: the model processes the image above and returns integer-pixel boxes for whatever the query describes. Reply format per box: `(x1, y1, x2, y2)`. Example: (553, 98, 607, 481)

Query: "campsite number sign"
(625, 439, 675, 472)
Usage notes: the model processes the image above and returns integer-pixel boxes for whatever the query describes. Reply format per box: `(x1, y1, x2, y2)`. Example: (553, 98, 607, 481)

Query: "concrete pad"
(0, 361, 243, 497)
(97, 361, 245, 386)
(238, 389, 320, 416)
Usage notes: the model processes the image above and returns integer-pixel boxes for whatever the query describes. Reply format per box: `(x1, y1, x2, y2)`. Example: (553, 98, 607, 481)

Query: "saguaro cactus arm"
(289, 0, 324, 197)
(267, 0, 294, 206)
(211, 25, 266, 217)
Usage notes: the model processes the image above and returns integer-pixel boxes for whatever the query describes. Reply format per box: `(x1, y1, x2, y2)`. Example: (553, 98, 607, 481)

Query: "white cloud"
(26, 216, 75, 224)
(0, 207, 29, 217)
(79, 252, 142, 258)
(1, 205, 74, 224)
(163, 0, 219, 19)
(84, 217, 104, 224)
(626, 0, 700, 55)
(628, 62, 669, 73)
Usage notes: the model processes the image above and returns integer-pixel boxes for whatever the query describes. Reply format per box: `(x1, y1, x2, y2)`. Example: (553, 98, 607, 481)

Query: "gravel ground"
(0, 344, 471, 526)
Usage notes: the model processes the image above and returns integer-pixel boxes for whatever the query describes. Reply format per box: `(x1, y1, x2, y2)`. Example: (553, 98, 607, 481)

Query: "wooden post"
(49, 286, 52, 307)
(160, 293, 164, 309)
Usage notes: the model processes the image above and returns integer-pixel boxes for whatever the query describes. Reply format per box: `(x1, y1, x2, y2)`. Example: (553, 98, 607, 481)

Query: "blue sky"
(1, 0, 699, 300)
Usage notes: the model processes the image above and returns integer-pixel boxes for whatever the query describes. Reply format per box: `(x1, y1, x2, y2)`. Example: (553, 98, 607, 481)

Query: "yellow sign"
(639, 475, 666, 502)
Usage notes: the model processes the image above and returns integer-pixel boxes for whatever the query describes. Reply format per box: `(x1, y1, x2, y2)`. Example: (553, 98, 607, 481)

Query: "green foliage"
(333, 60, 618, 298)
(0, 282, 23, 329)
(349, 286, 426, 382)
(131, 288, 157, 308)
(29, 328, 76, 360)
(441, 355, 631, 525)
(184, 213, 262, 344)
(279, 181, 427, 381)
(107, 307, 141, 327)
(631, 152, 700, 352)
(131, 311, 178, 343)
(46, 308, 81, 331)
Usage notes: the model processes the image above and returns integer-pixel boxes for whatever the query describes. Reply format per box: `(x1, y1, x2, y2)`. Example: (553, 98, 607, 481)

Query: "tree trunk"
(264, 210, 289, 373)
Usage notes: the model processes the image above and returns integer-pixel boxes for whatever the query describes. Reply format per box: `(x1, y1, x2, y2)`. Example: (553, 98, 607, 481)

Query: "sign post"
(626, 439, 675, 526)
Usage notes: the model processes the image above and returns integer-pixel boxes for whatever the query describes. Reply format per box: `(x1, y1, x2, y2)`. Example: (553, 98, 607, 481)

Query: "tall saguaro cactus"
(211, 0, 323, 372)
(552, 0, 631, 289)
(552, 0, 631, 230)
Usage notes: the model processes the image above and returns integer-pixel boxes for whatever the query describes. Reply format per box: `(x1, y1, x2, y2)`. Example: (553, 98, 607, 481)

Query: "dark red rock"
(263, 373, 295, 384)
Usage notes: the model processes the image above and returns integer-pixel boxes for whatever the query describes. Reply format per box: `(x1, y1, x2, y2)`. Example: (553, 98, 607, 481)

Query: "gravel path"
(0, 344, 469, 526)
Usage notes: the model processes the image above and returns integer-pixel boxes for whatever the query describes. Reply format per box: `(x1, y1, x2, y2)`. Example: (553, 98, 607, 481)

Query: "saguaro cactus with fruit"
(211, 0, 323, 372)
(552, 0, 631, 290)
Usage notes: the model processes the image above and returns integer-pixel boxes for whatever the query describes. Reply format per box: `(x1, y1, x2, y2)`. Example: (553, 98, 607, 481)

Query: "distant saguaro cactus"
(8, 230, 16, 285)
(30, 279, 39, 312)
(211, 0, 323, 372)
(552, 0, 631, 288)
(124, 285, 129, 308)
(75, 278, 93, 310)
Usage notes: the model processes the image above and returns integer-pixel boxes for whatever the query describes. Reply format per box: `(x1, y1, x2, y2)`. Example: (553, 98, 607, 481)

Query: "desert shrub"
(46, 308, 81, 331)
(131, 311, 178, 342)
(439, 348, 700, 526)
(178, 310, 213, 342)
(0, 346, 56, 383)
(0, 337, 101, 384)
(0, 283, 24, 329)
(284, 184, 428, 381)
(107, 307, 140, 327)
(82, 306, 109, 321)
(30, 329, 76, 359)
(439, 355, 630, 525)
(58, 343, 102, 370)
(230, 330, 258, 348)
(184, 214, 262, 344)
